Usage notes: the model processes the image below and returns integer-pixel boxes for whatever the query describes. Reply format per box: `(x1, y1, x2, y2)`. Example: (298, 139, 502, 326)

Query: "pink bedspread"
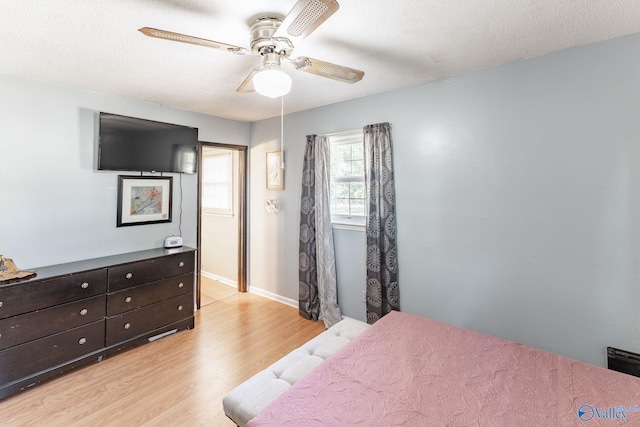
(246, 311, 640, 426)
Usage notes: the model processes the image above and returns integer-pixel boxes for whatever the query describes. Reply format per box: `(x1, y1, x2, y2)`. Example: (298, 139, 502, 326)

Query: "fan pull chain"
(281, 95, 285, 169)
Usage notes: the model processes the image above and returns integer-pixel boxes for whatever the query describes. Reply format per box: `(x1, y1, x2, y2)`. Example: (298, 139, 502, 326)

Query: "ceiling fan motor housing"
(250, 16, 290, 54)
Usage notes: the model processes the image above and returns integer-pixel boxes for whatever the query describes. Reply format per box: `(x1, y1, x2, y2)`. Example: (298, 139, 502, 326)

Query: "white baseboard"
(201, 271, 237, 288)
(201, 276, 361, 323)
(201, 271, 297, 309)
(248, 286, 298, 309)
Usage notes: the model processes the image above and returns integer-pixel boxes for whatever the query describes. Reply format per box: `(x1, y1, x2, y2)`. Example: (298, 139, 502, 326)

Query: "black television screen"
(98, 113, 198, 174)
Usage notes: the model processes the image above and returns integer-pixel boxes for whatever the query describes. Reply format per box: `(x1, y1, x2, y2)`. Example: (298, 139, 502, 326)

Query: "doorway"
(197, 142, 247, 309)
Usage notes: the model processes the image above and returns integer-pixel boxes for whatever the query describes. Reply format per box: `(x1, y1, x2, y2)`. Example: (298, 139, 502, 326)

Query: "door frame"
(196, 142, 248, 309)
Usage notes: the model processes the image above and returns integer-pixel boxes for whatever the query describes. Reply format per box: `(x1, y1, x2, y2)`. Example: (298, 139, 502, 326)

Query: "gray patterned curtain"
(299, 135, 319, 322)
(299, 135, 342, 328)
(364, 122, 399, 324)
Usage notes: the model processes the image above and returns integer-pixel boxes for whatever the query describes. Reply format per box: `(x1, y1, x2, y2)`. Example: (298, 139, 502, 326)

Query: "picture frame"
(266, 151, 284, 191)
(117, 175, 173, 227)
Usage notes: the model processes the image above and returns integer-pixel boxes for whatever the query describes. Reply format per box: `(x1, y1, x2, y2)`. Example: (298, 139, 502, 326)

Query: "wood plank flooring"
(0, 281, 325, 426)
(200, 276, 237, 307)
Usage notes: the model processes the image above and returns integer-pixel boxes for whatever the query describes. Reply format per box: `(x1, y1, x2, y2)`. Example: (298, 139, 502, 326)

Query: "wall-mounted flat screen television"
(98, 113, 198, 174)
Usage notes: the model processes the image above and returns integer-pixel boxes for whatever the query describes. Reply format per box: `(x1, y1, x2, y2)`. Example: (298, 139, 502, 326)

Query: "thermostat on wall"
(164, 235, 183, 248)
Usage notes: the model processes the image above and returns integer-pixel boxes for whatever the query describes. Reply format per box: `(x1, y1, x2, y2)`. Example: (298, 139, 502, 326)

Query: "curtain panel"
(299, 135, 342, 328)
(364, 122, 399, 324)
(299, 135, 318, 322)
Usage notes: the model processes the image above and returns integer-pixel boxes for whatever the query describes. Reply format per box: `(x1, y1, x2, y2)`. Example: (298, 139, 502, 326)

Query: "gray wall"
(0, 74, 249, 269)
(249, 33, 640, 367)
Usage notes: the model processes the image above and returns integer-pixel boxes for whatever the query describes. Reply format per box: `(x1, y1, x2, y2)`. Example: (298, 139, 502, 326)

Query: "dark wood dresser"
(0, 247, 196, 400)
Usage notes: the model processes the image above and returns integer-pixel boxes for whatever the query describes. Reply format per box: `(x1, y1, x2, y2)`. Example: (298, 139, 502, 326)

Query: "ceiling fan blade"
(273, 0, 339, 45)
(139, 27, 251, 55)
(292, 56, 364, 84)
(236, 69, 257, 94)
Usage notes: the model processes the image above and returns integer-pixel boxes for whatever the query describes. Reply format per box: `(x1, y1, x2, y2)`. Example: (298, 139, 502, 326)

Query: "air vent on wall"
(607, 347, 640, 378)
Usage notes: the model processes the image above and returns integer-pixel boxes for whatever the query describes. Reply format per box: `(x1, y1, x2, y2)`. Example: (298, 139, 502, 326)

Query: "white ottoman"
(222, 317, 369, 426)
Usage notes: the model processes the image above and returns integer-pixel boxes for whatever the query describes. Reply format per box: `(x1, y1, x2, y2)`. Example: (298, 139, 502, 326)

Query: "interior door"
(196, 142, 247, 309)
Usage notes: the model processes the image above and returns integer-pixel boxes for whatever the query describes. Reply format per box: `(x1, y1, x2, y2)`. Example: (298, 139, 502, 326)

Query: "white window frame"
(328, 130, 365, 230)
(202, 151, 234, 217)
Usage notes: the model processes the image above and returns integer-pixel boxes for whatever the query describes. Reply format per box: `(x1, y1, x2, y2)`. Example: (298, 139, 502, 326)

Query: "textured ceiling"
(1, 1, 640, 122)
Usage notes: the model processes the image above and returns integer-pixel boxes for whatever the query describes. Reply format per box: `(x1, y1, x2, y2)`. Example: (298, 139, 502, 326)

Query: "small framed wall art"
(117, 175, 173, 227)
(266, 151, 284, 190)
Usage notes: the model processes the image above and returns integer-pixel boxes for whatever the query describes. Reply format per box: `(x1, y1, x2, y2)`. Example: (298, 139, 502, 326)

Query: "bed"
(244, 311, 640, 426)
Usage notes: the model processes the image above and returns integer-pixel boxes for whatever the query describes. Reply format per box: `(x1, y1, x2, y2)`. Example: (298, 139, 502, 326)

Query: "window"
(202, 150, 233, 215)
(329, 130, 365, 227)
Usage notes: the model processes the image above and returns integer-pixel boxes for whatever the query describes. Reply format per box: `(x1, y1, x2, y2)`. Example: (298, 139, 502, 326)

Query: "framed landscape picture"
(117, 175, 172, 227)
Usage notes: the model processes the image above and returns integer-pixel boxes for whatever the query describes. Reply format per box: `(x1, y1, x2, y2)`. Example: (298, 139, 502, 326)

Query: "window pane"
(350, 198, 365, 216)
(333, 182, 351, 200)
(350, 182, 365, 200)
(335, 198, 351, 215)
(203, 154, 231, 184)
(203, 183, 229, 210)
(329, 133, 365, 223)
(350, 143, 364, 160)
(331, 145, 353, 178)
(351, 159, 365, 177)
(202, 152, 232, 212)
(338, 144, 353, 162)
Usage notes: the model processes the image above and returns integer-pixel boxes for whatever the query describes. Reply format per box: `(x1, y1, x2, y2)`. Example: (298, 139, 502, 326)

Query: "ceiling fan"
(139, 0, 365, 98)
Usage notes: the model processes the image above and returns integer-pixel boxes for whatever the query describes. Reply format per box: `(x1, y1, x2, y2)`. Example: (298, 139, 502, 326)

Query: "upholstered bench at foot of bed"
(222, 317, 370, 427)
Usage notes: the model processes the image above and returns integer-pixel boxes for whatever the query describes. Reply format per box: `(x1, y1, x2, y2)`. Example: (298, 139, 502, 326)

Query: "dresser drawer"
(108, 252, 194, 291)
(0, 269, 107, 319)
(107, 273, 193, 316)
(0, 295, 106, 351)
(0, 320, 105, 385)
(106, 293, 193, 346)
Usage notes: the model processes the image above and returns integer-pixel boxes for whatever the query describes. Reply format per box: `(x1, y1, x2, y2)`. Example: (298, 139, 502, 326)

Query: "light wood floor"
(0, 280, 325, 426)
(200, 276, 237, 307)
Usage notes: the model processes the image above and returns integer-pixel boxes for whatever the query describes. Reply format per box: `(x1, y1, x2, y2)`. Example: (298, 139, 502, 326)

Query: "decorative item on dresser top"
(0, 246, 196, 400)
(0, 255, 36, 283)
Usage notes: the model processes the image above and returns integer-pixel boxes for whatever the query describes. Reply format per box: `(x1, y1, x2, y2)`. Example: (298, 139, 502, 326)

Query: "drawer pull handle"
(125, 273, 133, 279)
(125, 296, 132, 303)
(78, 338, 87, 345)
(178, 282, 184, 288)
(81, 282, 89, 289)
(124, 322, 131, 330)
(177, 305, 183, 311)
(80, 309, 88, 316)
(0, 302, 3, 308)
(178, 261, 185, 267)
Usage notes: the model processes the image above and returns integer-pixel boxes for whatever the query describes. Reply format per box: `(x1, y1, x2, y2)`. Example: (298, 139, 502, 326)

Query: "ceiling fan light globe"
(253, 68, 292, 98)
